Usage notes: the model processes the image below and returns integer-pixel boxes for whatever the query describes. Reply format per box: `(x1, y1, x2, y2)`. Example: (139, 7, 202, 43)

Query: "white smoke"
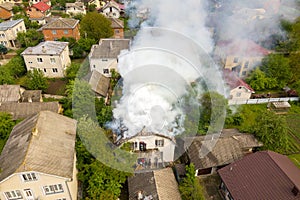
(109, 0, 226, 138)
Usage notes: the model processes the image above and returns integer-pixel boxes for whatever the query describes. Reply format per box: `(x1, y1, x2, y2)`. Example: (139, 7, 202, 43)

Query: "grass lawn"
(288, 154, 300, 169)
(45, 79, 68, 95)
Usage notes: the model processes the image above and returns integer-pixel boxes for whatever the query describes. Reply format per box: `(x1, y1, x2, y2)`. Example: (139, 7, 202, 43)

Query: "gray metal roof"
(0, 19, 23, 31)
(90, 39, 130, 59)
(0, 111, 77, 181)
(21, 41, 69, 55)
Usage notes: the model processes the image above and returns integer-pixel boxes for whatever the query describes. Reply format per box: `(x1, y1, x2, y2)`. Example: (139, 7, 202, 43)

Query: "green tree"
(253, 110, 289, 154)
(246, 68, 277, 91)
(0, 68, 14, 84)
(95, 98, 113, 127)
(25, 69, 48, 91)
(0, 44, 8, 59)
(260, 54, 292, 88)
(0, 112, 17, 153)
(80, 12, 113, 41)
(198, 91, 227, 134)
(17, 29, 44, 47)
(13, 14, 40, 29)
(4, 56, 26, 78)
(12, 6, 24, 14)
(179, 164, 205, 200)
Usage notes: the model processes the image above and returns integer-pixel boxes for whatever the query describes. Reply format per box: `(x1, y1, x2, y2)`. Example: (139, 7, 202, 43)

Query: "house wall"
(127, 135, 175, 162)
(23, 46, 71, 78)
(0, 20, 26, 48)
(66, 6, 86, 15)
(102, 6, 120, 18)
(230, 86, 252, 100)
(0, 170, 77, 200)
(224, 55, 263, 77)
(0, 7, 12, 20)
(88, 0, 104, 9)
(89, 57, 116, 77)
(42, 26, 80, 41)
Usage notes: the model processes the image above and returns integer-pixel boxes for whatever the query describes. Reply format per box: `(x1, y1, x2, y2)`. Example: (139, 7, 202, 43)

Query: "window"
(37, 58, 43, 63)
(56, 198, 67, 200)
(103, 68, 109, 74)
(115, 29, 120, 34)
(21, 172, 37, 182)
(43, 184, 64, 195)
(242, 71, 247, 76)
(102, 59, 108, 61)
(244, 61, 249, 68)
(4, 190, 23, 200)
(28, 61, 33, 64)
(43, 68, 47, 72)
(52, 30, 57, 35)
(64, 30, 68, 34)
(233, 57, 239, 63)
(236, 92, 241, 97)
(52, 68, 58, 73)
(93, 65, 96, 69)
(24, 189, 34, 199)
(50, 58, 56, 63)
(155, 139, 164, 147)
(0, 33, 5, 38)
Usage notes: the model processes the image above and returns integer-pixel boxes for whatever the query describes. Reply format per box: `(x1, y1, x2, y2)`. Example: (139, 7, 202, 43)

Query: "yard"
(288, 154, 300, 169)
(45, 79, 68, 95)
(199, 175, 223, 200)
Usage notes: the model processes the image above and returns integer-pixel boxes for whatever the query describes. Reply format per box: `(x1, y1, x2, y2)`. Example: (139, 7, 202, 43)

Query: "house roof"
(21, 90, 42, 102)
(0, 2, 14, 11)
(0, 111, 77, 182)
(218, 151, 300, 200)
(0, 19, 24, 31)
(0, 102, 61, 120)
(32, 1, 51, 12)
(217, 39, 270, 56)
(0, 85, 20, 102)
(109, 17, 124, 29)
(40, 17, 79, 30)
(88, 70, 110, 97)
(101, 0, 120, 11)
(21, 41, 69, 55)
(90, 39, 130, 59)
(186, 129, 262, 170)
(128, 168, 182, 200)
(223, 69, 255, 92)
(66, 2, 85, 11)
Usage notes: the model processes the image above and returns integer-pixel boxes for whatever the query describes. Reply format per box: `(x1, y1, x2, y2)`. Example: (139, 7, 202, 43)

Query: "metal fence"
(228, 97, 299, 105)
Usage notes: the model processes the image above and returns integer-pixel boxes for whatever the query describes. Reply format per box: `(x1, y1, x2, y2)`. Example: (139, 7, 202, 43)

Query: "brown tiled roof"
(223, 69, 255, 92)
(40, 17, 79, 29)
(128, 168, 181, 200)
(217, 39, 270, 56)
(186, 129, 262, 170)
(0, 111, 77, 181)
(218, 151, 300, 200)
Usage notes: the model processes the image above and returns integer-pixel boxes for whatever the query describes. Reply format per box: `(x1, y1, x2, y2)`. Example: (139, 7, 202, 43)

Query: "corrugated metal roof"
(218, 151, 300, 200)
(128, 168, 181, 200)
(0, 111, 77, 181)
(0, 19, 23, 31)
(21, 41, 68, 55)
(90, 39, 130, 59)
(0, 85, 20, 102)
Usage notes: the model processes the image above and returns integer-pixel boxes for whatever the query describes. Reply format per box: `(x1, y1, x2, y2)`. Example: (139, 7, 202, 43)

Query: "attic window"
(238, 86, 242, 89)
(21, 172, 38, 182)
(155, 139, 164, 147)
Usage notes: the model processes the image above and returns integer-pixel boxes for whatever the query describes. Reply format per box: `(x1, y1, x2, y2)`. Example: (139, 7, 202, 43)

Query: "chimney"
(32, 127, 38, 136)
(42, 46, 46, 53)
(292, 186, 299, 196)
(137, 191, 143, 200)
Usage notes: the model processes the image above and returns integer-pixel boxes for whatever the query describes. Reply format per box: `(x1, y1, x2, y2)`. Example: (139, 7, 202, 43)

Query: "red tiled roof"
(223, 69, 254, 92)
(218, 151, 300, 200)
(217, 39, 270, 56)
(32, 2, 50, 12)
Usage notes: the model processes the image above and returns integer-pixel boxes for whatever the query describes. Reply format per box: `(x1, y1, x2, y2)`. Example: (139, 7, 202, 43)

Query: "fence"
(228, 97, 299, 105)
